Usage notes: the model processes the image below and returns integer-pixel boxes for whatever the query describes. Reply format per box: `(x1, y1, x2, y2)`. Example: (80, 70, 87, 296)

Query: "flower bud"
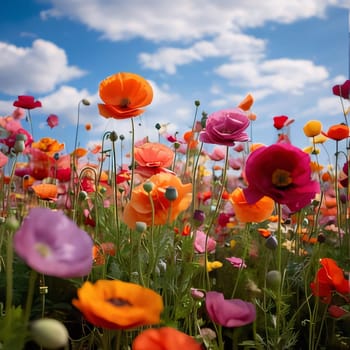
(5, 215, 19, 231)
(265, 235, 278, 250)
(109, 131, 118, 142)
(194, 100, 200, 107)
(165, 186, 178, 201)
(16, 133, 27, 142)
(266, 270, 281, 290)
(143, 181, 154, 193)
(30, 318, 69, 349)
(155, 123, 161, 130)
(81, 98, 90, 106)
(14, 140, 25, 153)
(135, 221, 147, 233)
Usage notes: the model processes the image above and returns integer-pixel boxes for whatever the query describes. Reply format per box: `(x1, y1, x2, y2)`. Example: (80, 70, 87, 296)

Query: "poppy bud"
(143, 181, 154, 193)
(165, 186, 178, 201)
(194, 100, 200, 107)
(53, 153, 60, 161)
(155, 123, 161, 130)
(30, 318, 69, 349)
(5, 215, 19, 231)
(135, 221, 147, 233)
(109, 131, 118, 142)
(265, 235, 278, 250)
(119, 134, 125, 141)
(14, 139, 25, 153)
(81, 98, 90, 106)
(266, 270, 281, 290)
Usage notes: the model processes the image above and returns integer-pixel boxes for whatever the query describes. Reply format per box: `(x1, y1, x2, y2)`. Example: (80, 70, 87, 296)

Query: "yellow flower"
(313, 134, 328, 144)
(206, 261, 223, 272)
(303, 120, 322, 137)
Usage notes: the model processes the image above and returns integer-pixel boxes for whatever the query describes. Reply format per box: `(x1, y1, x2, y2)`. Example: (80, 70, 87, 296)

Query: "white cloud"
(0, 39, 86, 95)
(41, 0, 338, 42)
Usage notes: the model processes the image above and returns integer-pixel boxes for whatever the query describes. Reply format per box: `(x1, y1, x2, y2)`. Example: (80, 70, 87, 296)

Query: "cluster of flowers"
(0, 71, 350, 349)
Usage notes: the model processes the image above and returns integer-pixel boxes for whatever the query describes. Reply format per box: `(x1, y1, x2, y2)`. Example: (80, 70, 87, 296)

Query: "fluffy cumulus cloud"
(40, 0, 340, 42)
(0, 39, 86, 95)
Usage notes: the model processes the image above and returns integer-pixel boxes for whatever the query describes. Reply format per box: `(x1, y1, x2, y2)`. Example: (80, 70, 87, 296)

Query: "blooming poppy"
(322, 124, 350, 141)
(303, 120, 322, 137)
(132, 327, 202, 350)
(13, 95, 42, 109)
(13, 208, 93, 278)
(310, 258, 350, 303)
(72, 280, 163, 329)
(273, 115, 288, 130)
(122, 173, 192, 229)
(31, 137, 64, 156)
(32, 183, 58, 200)
(92, 242, 116, 265)
(46, 114, 59, 129)
(183, 130, 199, 150)
(243, 143, 320, 212)
(199, 108, 250, 146)
(98, 72, 153, 119)
(206, 261, 223, 272)
(226, 257, 247, 268)
(332, 80, 350, 99)
(134, 142, 174, 168)
(205, 291, 256, 327)
(230, 187, 275, 223)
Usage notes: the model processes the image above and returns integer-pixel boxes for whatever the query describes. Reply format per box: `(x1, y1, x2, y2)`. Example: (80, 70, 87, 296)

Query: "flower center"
(107, 298, 132, 307)
(271, 169, 292, 188)
(119, 98, 130, 108)
(35, 243, 52, 257)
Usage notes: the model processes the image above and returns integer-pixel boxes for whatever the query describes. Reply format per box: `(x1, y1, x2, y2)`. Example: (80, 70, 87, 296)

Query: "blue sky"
(0, 0, 350, 163)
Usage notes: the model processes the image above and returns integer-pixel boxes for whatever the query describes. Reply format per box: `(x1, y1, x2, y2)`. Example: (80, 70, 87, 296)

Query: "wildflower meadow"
(0, 71, 350, 349)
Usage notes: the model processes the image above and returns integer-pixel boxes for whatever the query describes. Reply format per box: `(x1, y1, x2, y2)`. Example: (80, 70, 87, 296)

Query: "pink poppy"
(205, 291, 256, 327)
(226, 257, 247, 269)
(243, 143, 320, 212)
(207, 146, 226, 161)
(47, 114, 59, 129)
(199, 108, 250, 146)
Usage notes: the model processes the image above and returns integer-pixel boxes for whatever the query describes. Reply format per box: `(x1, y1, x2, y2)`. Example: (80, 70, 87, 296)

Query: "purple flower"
(243, 143, 320, 212)
(14, 208, 93, 278)
(226, 257, 247, 269)
(199, 108, 250, 146)
(205, 291, 256, 327)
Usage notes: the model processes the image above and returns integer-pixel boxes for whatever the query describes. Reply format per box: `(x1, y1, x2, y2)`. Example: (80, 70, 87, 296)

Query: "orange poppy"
(183, 130, 198, 149)
(98, 72, 153, 119)
(72, 280, 163, 330)
(230, 187, 275, 223)
(134, 142, 174, 168)
(31, 137, 64, 156)
(122, 173, 192, 229)
(303, 120, 322, 137)
(32, 183, 58, 200)
(92, 242, 116, 265)
(322, 124, 350, 141)
(132, 327, 202, 350)
(71, 148, 88, 159)
(237, 93, 254, 111)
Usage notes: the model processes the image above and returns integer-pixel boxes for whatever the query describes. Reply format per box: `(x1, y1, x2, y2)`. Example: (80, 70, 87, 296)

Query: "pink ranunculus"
(205, 291, 256, 327)
(243, 143, 320, 212)
(199, 108, 250, 146)
(226, 257, 247, 269)
(47, 114, 59, 129)
(194, 230, 216, 253)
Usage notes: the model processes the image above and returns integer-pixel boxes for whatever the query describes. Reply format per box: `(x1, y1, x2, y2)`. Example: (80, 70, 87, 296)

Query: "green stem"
(5, 231, 14, 317)
(23, 269, 38, 324)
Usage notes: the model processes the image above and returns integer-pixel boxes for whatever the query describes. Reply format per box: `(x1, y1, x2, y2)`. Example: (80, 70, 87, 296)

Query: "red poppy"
(310, 258, 350, 303)
(322, 124, 350, 141)
(332, 80, 350, 99)
(13, 95, 42, 109)
(273, 116, 289, 130)
(47, 114, 59, 129)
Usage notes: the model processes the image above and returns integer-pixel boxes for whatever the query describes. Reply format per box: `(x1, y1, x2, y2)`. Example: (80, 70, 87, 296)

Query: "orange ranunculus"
(122, 173, 192, 229)
(98, 72, 153, 120)
(72, 280, 163, 330)
(322, 124, 350, 141)
(132, 327, 202, 350)
(31, 137, 64, 156)
(303, 120, 322, 137)
(32, 183, 58, 200)
(230, 187, 274, 223)
(134, 142, 174, 168)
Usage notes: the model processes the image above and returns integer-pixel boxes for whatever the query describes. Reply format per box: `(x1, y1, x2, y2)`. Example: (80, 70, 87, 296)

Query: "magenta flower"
(47, 114, 59, 129)
(199, 108, 250, 146)
(194, 230, 216, 253)
(14, 208, 93, 278)
(226, 257, 247, 269)
(243, 143, 319, 212)
(13, 95, 42, 109)
(205, 291, 256, 327)
(332, 80, 350, 99)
